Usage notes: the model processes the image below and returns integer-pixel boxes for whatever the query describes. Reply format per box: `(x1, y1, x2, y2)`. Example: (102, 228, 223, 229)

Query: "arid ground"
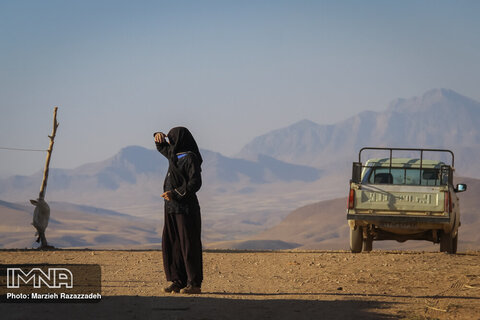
(1, 249, 479, 320)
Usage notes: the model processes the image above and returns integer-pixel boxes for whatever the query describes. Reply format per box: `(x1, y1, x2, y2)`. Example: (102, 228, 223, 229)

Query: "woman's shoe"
(163, 282, 183, 293)
(180, 285, 201, 294)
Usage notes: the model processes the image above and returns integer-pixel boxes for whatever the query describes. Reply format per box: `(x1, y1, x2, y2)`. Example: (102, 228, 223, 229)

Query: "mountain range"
(238, 88, 480, 177)
(1, 88, 480, 249)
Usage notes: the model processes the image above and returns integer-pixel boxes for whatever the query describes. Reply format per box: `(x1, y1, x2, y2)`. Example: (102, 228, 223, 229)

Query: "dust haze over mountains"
(238, 88, 480, 177)
(1, 88, 480, 249)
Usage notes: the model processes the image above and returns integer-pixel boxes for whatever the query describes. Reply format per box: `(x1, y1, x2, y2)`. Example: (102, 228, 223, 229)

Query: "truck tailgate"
(354, 185, 446, 213)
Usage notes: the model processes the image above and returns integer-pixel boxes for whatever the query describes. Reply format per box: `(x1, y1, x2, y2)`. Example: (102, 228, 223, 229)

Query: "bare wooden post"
(39, 107, 59, 200)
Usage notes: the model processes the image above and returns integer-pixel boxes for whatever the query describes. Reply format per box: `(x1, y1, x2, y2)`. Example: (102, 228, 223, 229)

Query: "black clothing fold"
(154, 127, 203, 287)
(162, 206, 203, 287)
(154, 128, 203, 202)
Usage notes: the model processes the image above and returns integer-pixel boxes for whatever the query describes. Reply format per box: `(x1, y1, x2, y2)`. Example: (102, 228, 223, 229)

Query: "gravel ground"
(1, 249, 479, 319)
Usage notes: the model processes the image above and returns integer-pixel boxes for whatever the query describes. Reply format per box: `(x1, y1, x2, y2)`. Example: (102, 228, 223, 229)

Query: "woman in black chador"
(154, 127, 203, 294)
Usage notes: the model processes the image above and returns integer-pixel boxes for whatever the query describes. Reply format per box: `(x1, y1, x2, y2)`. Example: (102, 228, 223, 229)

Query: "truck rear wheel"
(350, 226, 363, 253)
(440, 232, 457, 254)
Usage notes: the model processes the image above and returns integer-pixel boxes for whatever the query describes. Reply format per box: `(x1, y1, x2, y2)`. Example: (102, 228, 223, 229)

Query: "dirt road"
(1, 250, 479, 319)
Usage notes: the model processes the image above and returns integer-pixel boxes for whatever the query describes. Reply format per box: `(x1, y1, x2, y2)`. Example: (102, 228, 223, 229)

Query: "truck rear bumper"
(347, 213, 450, 224)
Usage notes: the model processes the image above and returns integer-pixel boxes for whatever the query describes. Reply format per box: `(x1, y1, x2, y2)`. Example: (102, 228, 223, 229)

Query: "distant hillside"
(204, 239, 301, 250)
(1, 88, 480, 249)
(250, 197, 349, 250)
(0, 200, 161, 249)
(0, 146, 320, 206)
(0, 145, 329, 247)
(248, 176, 480, 251)
(2, 175, 477, 250)
(238, 89, 480, 177)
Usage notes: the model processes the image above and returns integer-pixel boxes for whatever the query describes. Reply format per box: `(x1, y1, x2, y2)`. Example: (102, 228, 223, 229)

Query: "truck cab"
(347, 147, 467, 253)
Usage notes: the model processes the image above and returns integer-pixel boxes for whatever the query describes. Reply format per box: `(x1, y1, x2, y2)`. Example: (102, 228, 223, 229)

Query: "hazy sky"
(1, 0, 479, 177)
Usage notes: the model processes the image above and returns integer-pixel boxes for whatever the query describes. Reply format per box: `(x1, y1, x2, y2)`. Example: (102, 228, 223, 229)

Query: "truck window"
(364, 167, 445, 186)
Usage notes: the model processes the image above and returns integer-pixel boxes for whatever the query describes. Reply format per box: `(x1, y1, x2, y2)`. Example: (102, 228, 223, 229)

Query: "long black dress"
(155, 127, 203, 288)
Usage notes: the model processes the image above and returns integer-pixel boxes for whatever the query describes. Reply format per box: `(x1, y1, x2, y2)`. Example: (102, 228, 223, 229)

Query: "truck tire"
(440, 232, 457, 254)
(363, 234, 373, 252)
(350, 226, 363, 253)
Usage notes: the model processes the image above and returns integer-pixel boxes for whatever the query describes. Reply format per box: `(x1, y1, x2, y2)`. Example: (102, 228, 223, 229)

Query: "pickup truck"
(347, 147, 467, 253)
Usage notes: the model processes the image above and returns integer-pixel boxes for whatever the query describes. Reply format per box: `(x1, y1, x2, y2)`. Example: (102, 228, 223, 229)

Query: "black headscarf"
(166, 127, 203, 190)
